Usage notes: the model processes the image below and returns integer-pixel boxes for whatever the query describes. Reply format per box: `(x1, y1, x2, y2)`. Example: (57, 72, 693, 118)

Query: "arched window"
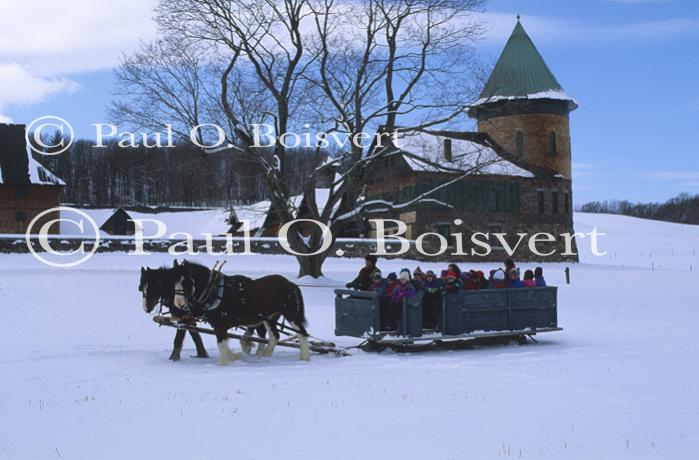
(515, 131, 524, 157)
(548, 131, 557, 156)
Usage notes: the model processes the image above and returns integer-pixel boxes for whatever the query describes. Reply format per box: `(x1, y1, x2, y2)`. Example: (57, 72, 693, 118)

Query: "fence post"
(565, 267, 570, 284)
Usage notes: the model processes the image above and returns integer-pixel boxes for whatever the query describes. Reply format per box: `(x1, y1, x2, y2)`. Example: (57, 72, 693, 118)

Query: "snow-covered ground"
(0, 213, 697, 459)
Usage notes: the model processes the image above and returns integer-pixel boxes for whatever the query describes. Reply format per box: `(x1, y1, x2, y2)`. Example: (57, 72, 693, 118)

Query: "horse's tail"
(290, 281, 307, 327)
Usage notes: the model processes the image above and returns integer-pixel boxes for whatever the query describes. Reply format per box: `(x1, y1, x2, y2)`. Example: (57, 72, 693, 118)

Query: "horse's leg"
(240, 328, 253, 355)
(189, 329, 209, 358)
(262, 320, 279, 357)
(254, 324, 267, 356)
(286, 284, 311, 361)
(214, 324, 239, 366)
(289, 320, 311, 362)
(169, 329, 186, 361)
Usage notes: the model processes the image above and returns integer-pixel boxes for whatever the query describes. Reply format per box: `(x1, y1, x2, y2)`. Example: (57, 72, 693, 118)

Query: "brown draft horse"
(171, 260, 310, 365)
(139, 266, 208, 360)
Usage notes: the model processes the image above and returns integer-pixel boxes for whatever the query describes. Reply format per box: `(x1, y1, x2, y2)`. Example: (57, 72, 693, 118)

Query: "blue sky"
(1, 0, 698, 204)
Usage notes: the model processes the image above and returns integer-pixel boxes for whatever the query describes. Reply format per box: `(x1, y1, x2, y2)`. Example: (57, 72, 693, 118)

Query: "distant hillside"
(577, 193, 699, 225)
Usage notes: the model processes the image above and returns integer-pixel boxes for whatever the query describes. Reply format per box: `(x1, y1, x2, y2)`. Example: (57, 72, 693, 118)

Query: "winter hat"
(425, 270, 436, 278)
(387, 272, 397, 281)
(447, 271, 457, 279)
(413, 266, 424, 278)
(399, 271, 410, 281)
(372, 270, 383, 280)
(440, 270, 448, 278)
(399, 268, 411, 277)
(492, 270, 505, 281)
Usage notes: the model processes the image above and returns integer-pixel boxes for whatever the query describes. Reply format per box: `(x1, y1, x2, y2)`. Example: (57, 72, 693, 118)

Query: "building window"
(552, 191, 559, 214)
(564, 193, 570, 214)
(537, 190, 545, 214)
(548, 131, 557, 156)
(15, 211, 27, 222)
(515, 131, 524, 157)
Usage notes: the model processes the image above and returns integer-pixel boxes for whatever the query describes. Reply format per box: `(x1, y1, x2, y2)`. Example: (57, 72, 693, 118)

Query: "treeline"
(578, 193, 699, 225)
(32, 139, 330, 208)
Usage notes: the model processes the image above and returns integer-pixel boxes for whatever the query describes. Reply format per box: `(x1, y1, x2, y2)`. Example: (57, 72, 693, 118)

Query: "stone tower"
(468, 18, 577, 179)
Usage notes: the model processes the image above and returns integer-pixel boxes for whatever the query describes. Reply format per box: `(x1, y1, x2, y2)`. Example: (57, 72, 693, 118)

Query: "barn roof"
(392, 131, 535, 178)
(63, 208, 233, 236)
(0, 123, 65, 186)
(473, 19, 577, 110)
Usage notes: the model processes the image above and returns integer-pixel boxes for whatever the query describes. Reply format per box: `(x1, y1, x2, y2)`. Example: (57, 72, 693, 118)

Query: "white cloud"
(0, 0, 156, 116)
(0, 63, 80, 121)
(0, 0, 157, 76)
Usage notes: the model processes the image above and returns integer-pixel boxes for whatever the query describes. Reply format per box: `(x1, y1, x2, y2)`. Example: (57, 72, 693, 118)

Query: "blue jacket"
(509, 279, 524, 288)
(535, 277, 547, 287)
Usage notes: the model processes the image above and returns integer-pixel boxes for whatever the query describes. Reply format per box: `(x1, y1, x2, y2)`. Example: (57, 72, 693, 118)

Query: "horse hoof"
(169, 355, 181, 361)
(191, 353, 209, 358)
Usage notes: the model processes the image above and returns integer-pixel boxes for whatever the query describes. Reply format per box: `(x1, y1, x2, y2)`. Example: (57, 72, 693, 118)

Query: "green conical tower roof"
(476, 18, 576, 108)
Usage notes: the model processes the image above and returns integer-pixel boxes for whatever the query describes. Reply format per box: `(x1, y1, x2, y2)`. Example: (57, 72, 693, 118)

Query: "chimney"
(0, 124, 30, 185)
(443, 138, 453, 162)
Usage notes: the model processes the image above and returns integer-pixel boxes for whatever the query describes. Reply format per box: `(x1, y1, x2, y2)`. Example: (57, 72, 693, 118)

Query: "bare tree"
(293, 0, 487, 275)
(112, 0, 496, 277)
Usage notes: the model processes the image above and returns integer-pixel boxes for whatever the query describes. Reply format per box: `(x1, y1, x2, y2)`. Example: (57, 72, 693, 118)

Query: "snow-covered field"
(0, 213, 697, 459)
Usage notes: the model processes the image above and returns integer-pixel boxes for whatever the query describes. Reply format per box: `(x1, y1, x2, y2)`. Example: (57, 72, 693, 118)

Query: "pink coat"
(523, 279, 537, 288)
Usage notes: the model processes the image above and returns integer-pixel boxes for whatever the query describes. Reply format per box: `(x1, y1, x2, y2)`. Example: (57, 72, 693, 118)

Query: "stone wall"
(478, 113, 572, 179)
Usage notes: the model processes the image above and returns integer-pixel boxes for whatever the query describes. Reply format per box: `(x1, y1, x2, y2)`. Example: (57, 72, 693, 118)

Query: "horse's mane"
(182, 260, 210, 271)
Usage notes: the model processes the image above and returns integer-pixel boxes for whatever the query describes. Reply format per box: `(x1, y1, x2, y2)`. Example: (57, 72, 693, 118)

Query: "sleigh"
(334, 287, 562, 350)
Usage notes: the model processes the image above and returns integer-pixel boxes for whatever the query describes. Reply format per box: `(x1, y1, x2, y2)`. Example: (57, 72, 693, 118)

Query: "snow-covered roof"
(394, 131, 534, 178)
(62, 208, 232, 236)
(27, 155, 65, 186)
(0, 150, 65, 186)
(471, 90, 578, 109)
(472, 20, 578, 111)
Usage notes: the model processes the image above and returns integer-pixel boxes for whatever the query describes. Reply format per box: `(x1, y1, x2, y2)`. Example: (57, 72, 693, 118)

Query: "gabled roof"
(473, 19, 577, 109)
(70, 207, 233, 236)
(0, 123, 65, 186)
(392, 131, 535, 178)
